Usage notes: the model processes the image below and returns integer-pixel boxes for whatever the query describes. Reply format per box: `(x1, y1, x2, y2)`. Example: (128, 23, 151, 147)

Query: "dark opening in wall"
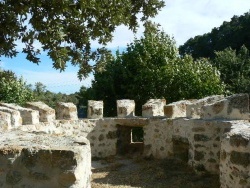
(131, 127, 144, 143)
(172, 136, 189, 163)
(117, 125, 144, 156)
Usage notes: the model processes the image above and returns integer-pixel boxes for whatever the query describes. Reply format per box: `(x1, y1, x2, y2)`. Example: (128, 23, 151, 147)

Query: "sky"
(1, 0, 250, 94)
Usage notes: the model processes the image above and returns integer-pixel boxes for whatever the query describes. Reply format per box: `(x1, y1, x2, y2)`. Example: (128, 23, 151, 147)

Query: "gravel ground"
(91, 156, 220, 188)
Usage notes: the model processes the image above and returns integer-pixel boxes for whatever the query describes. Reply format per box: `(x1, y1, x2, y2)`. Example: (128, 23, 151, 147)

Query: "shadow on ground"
(91, 157, 220, 188)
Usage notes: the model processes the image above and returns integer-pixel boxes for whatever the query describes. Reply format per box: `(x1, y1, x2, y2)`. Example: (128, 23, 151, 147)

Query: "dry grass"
(91, 157, 220, 188)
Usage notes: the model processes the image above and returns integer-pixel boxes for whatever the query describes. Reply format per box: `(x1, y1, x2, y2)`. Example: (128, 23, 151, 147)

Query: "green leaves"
(179, 11, 250, 59)
(85, 23, 224, 116)
(0, 69, 33, 105)
(213, 45, 250, 94)
(0, 0, 164, 79)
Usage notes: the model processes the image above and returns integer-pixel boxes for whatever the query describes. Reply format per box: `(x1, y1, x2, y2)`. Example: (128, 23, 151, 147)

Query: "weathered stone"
(230, 151, 250, 167)
(192, 127, 205, 132)
(227, 93, 249, 114)
(115, 118, 149, 127)
(106, 131, 117, 139)
(142, 99, 166, 117)
(0, 111, 11, 131)
(0, 106, 22, 128)
(221, 126, 250, 187)
(0, 103, 39, 125)
(208, 158, 216, 163)
(201, 94, 250, 120)
(186, 95, 224, 118)
(194, 150, 205, 161)
(117, 100, 135, 117)
(6, 170, 22, 185)
(194, 134, 210, 142)
(230, 134, 249, 147)
(0, 130, 91, 188)
(164, 100, 191, 118)
(55, 102, 78, 120)
(98, 134, 104, 141)
(26, 101, 55, 122)
(87, 100, 103, 119)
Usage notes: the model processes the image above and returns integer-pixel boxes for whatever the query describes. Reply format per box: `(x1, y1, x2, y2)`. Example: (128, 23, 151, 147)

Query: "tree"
(0, 0, 164, 79)
(34, 82, 47, 94)
(0, 68, 33, 104)
(32, 82, 78, 108)
(85, 23, 225, 116)
(213, 45, 250, 94)
(179, 11, 250, 59)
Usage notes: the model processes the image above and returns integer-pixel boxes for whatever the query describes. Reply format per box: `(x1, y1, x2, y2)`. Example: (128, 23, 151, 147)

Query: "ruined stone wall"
(1, 95, 250, 188)
(220, 122, 250, 187)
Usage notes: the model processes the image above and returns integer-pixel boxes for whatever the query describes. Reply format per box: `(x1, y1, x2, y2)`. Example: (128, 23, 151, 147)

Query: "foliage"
(81, 23, 225, 116)
(0, 0, 164, 79)
(213, 45, 250, 94)
(33, 82, 78, 108)
(179, 11, 250, 59)
(0, 69, 33, 104)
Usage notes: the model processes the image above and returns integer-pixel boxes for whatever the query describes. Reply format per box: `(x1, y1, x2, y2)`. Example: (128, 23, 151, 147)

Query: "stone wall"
(0, 94, 250, 187)
(0, 130, 91, 188)
(220, 122, 250, 187)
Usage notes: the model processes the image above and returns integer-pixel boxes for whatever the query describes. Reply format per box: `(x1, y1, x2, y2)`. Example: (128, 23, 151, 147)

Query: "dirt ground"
(91, 156, 220, 188)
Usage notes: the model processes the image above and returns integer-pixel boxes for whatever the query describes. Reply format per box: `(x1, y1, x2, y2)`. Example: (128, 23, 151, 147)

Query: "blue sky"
(1, 0, 250, 94)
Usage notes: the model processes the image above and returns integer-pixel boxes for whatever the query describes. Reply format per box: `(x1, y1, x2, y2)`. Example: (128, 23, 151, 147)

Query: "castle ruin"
(0, 94, 250, 187)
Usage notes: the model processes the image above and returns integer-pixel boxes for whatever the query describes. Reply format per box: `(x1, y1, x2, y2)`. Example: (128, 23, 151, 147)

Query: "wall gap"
(117, 125, 144, 156)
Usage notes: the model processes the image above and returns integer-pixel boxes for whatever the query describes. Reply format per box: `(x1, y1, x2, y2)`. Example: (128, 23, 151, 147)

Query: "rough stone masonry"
(0, 94, 250, 188)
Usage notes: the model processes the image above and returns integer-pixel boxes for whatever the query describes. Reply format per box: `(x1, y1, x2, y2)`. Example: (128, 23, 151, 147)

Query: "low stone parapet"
(220, 124, 250, 187)
(0, 103, 39, 125)
(0, 111, 11, 131)
(87, 100, 103, 119)
(56, 102, 78, 120)
(142, 99, 166, 117)
(201, 94, 249, 120)
(26, 101, 55, 122)
(164, 100, 192, 118)
(186, 95, 224, 118)
(0, 107, 22, 128)
(117, 99, 135, 117)
(0, 130, 91, 188)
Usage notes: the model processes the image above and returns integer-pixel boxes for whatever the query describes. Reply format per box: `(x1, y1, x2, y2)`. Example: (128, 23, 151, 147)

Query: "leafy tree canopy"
(32, 82, 78, 108)
(81, 23, 225, 116)
(0, 68, 33, 104)
(213, 45, 250, 94)
(0, 0, 164, 79)
(179, 11, 250, 59)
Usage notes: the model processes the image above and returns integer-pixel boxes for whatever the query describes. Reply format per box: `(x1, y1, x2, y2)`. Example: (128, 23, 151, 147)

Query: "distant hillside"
(179, 11, 250, 59)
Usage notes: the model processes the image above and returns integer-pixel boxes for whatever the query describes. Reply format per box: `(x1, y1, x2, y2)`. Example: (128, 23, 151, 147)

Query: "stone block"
(0, 107, 22, 128)
(56, 102, 78, 120)
(220, 125, 250, 187)
(0, 130, 91, 188)
(186, 95, 224, 118)
(0, 111, 11, 131)
(201, 94, 249, 120)
(26, 101, 55, 122)
(142, 99, 166, 117)
(87, 100, 103, 119)
(0, 103, 39, 125)
(117, 99, 135, 117)
(164, 100, 192, 118)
